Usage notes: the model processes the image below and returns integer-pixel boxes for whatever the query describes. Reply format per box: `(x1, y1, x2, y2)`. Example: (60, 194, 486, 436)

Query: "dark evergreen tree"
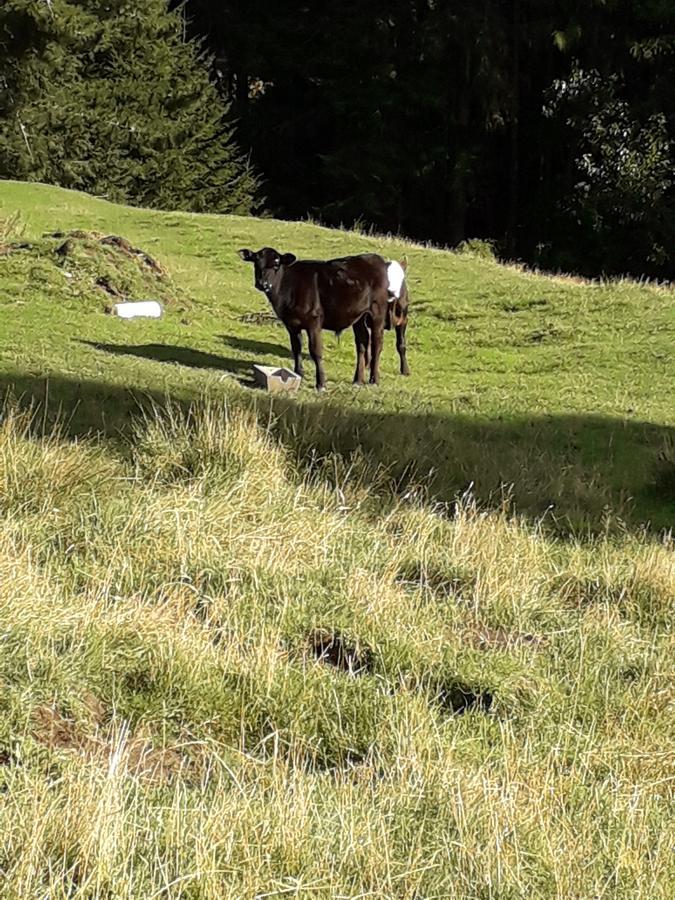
(179, 0, 675, 278)
(0, 0, 259, 214)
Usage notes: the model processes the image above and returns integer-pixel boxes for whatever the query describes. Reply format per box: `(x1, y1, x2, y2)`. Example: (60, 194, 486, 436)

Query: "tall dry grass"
(0, 400, 672, 898)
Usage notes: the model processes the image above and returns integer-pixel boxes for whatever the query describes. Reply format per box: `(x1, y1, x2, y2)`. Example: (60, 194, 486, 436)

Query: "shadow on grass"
(219, 334, 291, 357)
(80, 341, 254, 382)
(1, 371, 673, 535)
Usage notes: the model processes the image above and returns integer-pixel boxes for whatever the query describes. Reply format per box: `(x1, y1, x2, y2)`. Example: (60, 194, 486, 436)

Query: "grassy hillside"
(0, 181, 673, 897)
(1, 179, 674, 531)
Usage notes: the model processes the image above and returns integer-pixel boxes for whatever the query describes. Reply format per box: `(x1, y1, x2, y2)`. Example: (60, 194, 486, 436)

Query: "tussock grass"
(0, 400, 672, 897)
(0, 227, 183, 317)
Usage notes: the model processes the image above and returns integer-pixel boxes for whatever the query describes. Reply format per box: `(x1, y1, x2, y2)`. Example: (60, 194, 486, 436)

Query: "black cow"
(238, 247, 410, 390)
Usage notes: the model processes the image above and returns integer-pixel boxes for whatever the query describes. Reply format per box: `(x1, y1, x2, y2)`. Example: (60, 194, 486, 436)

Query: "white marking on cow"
(387, 260, 405, 301)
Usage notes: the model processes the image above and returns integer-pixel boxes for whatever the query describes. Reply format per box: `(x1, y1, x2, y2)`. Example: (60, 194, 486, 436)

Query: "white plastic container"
(113, 300, 163, 319)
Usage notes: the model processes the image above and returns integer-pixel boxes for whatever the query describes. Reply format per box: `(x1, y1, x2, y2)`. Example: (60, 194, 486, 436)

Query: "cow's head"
(238, 247, 297, 294)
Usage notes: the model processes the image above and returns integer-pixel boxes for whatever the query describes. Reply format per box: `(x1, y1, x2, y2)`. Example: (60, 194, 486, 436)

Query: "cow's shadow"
(81, 341, 253, 381)
(219, 334, 290, 357)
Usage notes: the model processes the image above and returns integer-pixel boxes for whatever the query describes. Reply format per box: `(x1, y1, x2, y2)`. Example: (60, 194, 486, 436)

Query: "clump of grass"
(455, 237, 499, 260)
(48, 231, 182, 308)
(0, 398, 672, 897)
(131, 399, 288, 493)
(0, 211, 25, 245)
(0, 227, 184, 315)
(0, 402, 121, 538)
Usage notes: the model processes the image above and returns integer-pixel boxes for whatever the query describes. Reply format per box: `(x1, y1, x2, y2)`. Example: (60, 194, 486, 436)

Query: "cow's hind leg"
(307, 324, 326, 391)
(368, 311, 385, 386)
(396, 320, 410, 376)
(352, 317, 369, 385)
(287, 326, 303, 377)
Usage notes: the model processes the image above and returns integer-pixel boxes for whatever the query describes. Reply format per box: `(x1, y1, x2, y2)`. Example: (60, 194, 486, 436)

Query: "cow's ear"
(238, 248, 254, 261)
(280, 253, 297, 266)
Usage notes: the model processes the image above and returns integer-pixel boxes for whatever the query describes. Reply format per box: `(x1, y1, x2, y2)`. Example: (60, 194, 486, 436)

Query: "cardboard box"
(252, 364, 302, 393)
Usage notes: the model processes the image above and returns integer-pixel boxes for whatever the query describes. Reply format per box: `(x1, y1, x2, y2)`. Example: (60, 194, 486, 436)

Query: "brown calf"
(239, 247, 402, 390)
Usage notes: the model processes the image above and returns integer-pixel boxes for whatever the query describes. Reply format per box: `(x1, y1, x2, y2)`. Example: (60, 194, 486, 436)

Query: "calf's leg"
(287, 327, 303, 377)
(368, 313, 385, 385)
(307, 324, 327, 391)
(352, 317, 369, 385)
(396, 320, 410, 376)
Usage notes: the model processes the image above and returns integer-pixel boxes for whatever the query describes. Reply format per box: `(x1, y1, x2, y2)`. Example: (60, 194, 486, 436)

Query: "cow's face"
(238, 247, 297, 294)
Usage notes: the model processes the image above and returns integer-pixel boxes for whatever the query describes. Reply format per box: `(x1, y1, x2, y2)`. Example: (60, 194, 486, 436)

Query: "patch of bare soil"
(307, 629, 374, 676)
(30, 701, 196, 784)
(463, 624, 544, 651)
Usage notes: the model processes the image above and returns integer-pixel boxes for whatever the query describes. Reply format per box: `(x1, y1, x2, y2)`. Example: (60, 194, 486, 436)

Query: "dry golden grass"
(0, 400, 672, 898)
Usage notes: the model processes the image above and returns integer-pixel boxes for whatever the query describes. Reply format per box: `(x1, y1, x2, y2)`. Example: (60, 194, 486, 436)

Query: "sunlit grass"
(1, 180, 673, 532)
(0, 401, 672, 897)
(0, 181, 673, 896)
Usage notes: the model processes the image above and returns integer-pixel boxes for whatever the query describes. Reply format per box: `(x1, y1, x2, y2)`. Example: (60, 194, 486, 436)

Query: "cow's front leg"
(352, 317, 369, 385)
(369, 314, 385, 385)
(307, 325, 326, 391)
(287, 326, 303, 377)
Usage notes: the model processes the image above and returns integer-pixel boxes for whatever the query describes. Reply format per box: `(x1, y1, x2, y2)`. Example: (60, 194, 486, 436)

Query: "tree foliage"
(0, 0, 259, 214)
(180, 0, 675, 278)
(545, 65, 673, 272)
(1, 0, 672, 277)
